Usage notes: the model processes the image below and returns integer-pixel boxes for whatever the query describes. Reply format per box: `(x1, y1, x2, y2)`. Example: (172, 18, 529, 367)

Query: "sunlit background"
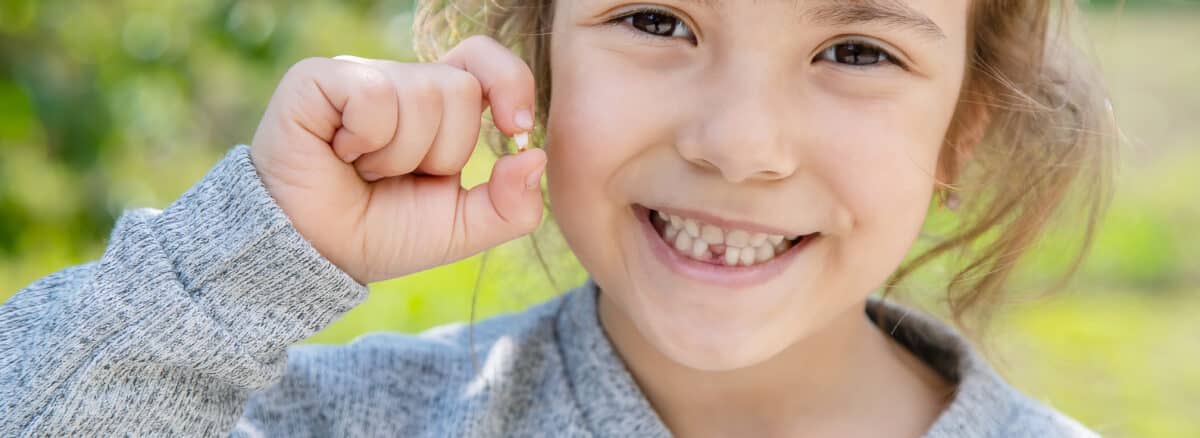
(1, 0, 1197, 436)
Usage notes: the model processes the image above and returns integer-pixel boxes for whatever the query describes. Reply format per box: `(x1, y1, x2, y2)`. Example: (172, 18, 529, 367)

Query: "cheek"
(543, 41, 685, 208)
(542, 48, 658, 277)
(545, 56, 636, 183)
(810, 92, 952, 275)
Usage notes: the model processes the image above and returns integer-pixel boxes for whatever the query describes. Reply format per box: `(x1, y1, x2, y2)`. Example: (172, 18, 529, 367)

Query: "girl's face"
(545, 0, 970, 370)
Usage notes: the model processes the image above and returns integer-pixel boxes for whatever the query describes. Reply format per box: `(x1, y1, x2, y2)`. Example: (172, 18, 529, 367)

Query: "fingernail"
(514, 108, 534, 131)
(341, 151, 363, 163)
(524, 164, 544, 190)
(361, 171, 382, 182)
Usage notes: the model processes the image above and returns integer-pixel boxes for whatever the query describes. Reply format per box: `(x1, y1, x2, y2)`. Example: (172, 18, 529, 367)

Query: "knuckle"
(442, 67, 482, 101)
(460, 34, 499, 51)
(403, 74, 440, 104)
(353, 67, 394, 101)
(284, 57, 327, 80)
(499, 61, 532, 88)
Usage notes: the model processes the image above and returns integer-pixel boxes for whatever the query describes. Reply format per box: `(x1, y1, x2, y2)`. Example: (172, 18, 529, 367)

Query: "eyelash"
(607, 7, 697, 43)
(606, 7, 906, 70)
(817, 38, 907, 70)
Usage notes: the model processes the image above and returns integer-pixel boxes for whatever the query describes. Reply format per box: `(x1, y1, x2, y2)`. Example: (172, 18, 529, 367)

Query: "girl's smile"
(636, 203, 819, 288)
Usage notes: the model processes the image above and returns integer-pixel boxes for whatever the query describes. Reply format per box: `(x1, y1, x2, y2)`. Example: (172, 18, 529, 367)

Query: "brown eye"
(618, 9, 694, 40)
(818, 41, 898, 67)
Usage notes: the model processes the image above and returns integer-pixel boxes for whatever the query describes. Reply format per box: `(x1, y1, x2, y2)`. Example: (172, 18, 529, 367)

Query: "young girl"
(1, 0, 1112, 436)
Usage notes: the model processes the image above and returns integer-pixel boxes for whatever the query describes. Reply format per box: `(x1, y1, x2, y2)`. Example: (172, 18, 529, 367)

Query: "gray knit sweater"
(1, 145, 1099, 437)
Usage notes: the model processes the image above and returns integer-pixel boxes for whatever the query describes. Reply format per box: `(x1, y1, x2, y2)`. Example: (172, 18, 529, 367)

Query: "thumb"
(451, 148, 547, 259)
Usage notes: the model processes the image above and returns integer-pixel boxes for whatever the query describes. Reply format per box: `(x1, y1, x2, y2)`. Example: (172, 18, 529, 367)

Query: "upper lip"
(641, 204, 814, 238)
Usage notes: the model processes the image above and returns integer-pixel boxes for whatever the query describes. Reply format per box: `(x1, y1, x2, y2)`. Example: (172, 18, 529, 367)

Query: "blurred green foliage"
(1, 1, 1198, 437)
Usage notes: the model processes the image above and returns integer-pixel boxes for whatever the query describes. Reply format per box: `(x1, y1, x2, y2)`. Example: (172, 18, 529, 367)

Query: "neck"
(596, 290, 953, 437)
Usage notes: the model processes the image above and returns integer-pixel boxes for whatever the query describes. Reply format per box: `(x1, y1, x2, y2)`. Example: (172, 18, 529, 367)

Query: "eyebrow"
(803, 0, 947, 40)
(675, 0, 947, 41)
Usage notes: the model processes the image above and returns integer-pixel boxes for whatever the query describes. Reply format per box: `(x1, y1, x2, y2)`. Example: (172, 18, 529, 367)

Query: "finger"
(417, 64, 484, 176)
(439, 35, 536, 137)
(299, 56, 399, 163)
(450, 148, 547, 259)
(339, 59, 444, 181)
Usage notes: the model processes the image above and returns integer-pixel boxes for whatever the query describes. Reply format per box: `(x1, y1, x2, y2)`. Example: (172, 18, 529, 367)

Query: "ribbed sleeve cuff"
(150, 144, 368, 362)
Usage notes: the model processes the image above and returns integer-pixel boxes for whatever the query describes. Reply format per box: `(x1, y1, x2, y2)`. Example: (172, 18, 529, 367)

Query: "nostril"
(759, 169, 786, 180)
(691, 158, 719, 172)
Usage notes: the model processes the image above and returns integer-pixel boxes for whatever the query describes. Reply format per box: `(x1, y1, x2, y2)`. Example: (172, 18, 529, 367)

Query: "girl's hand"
(249, 36, 545, 284)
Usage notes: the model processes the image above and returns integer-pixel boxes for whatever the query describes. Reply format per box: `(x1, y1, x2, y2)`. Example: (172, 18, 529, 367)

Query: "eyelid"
(604, 5, 698, 43)
(819, 35, 911, 70)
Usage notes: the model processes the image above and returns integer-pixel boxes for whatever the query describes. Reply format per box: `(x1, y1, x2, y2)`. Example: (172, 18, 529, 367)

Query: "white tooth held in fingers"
(701, 224, 723, 244)
(739, 248, 756, 266)
(684, 219, 700, 237)
(675, 231, 693, 253)
(726, 230, 749, 247)
(514, 132, 529, 151)
(755, 244, 774, 263)
(691, 239, 709, 259)
(724, 248, 740, 266)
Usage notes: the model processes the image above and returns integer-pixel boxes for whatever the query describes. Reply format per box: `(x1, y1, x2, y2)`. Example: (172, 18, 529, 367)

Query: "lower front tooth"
(755, 244, 773, 263)
(675, 232, 693, 252)
(739, 248, 756, 266)
(724, 248, 740, 266)
(691, 240, 709, 259)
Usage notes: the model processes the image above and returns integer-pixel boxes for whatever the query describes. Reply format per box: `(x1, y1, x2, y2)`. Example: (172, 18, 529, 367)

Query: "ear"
(936, 100, 990, 186)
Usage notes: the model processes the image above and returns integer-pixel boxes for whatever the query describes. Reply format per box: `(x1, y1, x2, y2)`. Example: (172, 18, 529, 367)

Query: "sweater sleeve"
(0, 145, 369, 436)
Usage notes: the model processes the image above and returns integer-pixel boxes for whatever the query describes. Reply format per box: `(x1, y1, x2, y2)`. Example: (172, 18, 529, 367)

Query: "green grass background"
(1, 1, 1197, 436)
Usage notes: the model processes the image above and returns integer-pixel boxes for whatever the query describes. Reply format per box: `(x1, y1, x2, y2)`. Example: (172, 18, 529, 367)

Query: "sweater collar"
(554, 277, 1021, 438)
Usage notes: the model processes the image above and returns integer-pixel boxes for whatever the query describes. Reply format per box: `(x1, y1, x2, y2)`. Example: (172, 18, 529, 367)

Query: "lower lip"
(633, 205, 816, 289)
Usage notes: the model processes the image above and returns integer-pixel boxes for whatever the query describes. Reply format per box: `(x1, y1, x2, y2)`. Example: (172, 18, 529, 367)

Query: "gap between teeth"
(656, 210, 796, 266)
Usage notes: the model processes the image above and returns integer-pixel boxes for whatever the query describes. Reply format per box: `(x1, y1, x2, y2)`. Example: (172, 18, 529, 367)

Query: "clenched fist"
(249, 35, 546, 284)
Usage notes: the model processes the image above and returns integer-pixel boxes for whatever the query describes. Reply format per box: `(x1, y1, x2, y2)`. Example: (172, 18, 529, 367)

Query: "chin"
(638, 307, 787, 372)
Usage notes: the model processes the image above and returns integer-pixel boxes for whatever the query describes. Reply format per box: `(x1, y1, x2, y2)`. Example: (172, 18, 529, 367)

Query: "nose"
(676, 72, 798, 184)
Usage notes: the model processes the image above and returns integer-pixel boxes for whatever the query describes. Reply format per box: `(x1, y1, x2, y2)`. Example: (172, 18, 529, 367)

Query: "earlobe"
(936, 101, 990, 186)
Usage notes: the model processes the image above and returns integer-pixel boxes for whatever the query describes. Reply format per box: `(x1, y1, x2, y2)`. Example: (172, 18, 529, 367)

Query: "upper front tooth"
(700, 224, 724, 244)
(749, 233, 767, 246)
(767, 234, 784, 245)
(656, 210, 670, 222)
(683, 219, 700, 237)
(669, 214, 683, 228)
(726, 230, 749, 247)
(665, 223, 679, 240)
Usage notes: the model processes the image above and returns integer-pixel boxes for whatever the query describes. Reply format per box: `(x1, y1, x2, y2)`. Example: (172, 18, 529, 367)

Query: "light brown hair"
(413, 0, 1116, 344)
